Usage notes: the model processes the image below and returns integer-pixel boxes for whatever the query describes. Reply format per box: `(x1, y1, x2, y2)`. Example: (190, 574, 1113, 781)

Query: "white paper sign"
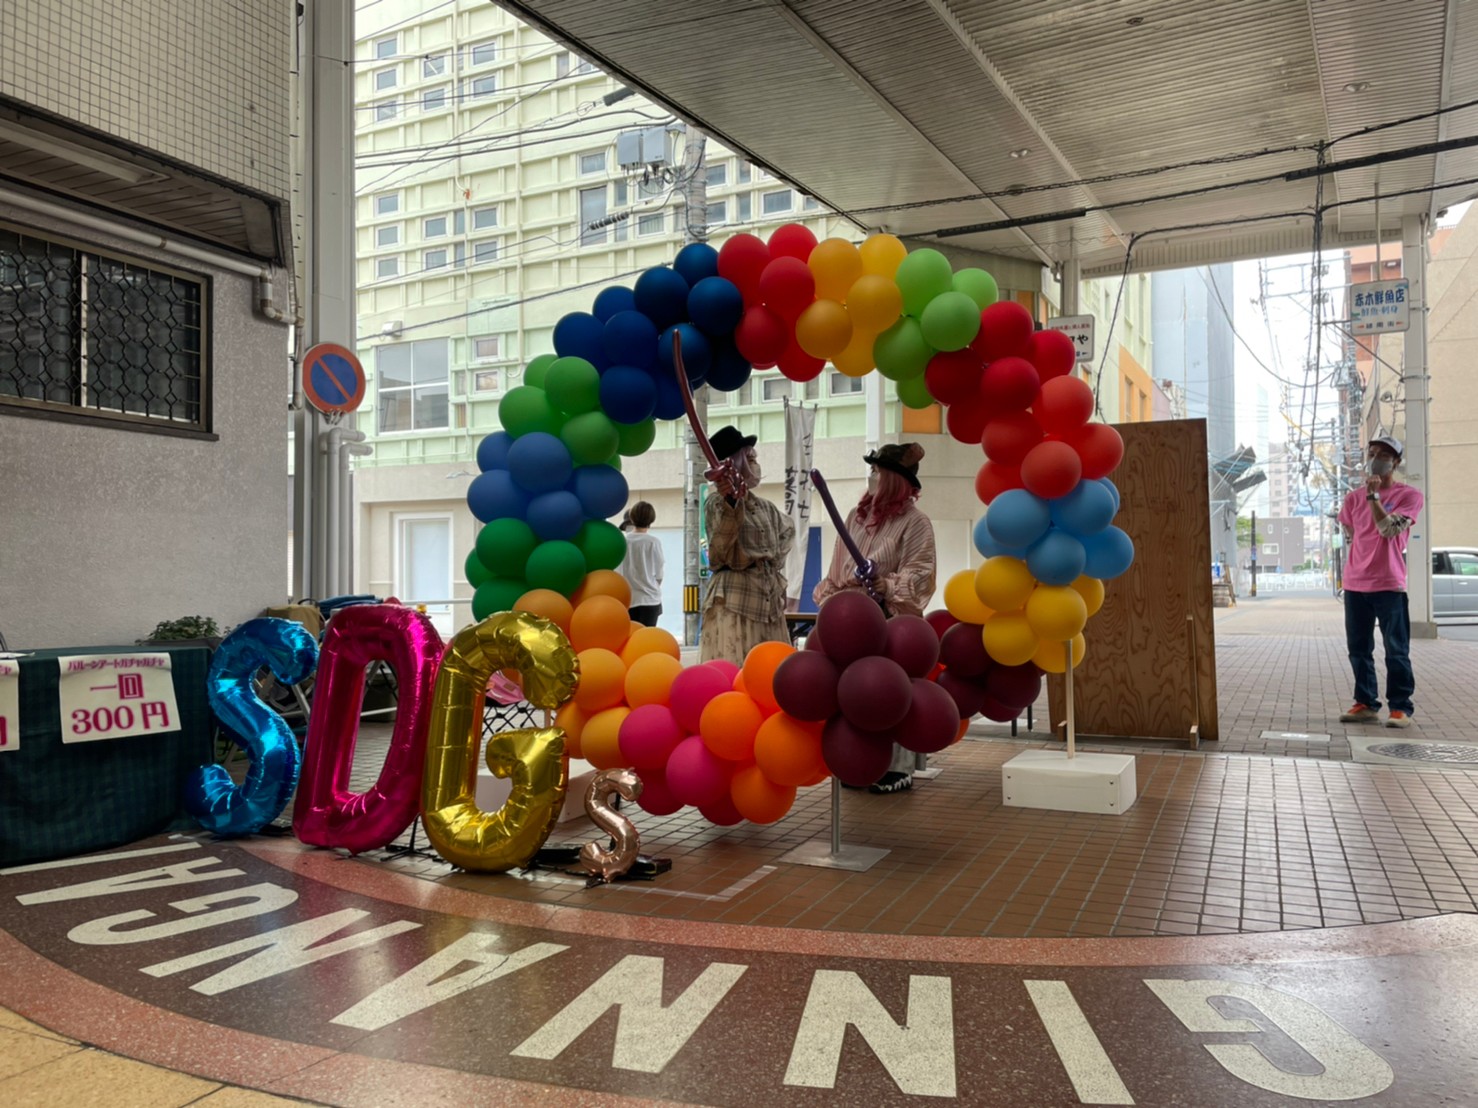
(1351, 279, 1409, 334)
(0, 660, 19, 752)
(57, 653, 181, 743)
(1047, 314, 1095, 362)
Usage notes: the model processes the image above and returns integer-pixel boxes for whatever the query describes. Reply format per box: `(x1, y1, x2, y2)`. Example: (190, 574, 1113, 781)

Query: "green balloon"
(499, 385, 562, 437)
(953, 267, 999, 309)
(872, 317, 933, 381)
(894, 248, 954, 317)
(524, 540, 587, 596)
(544, 356, 601, 416)
(605, 453, 622, 471)
(523, 353, 558, 390)
(920, 290, 982, 352)
(561, 410, 620, 465)
(615, 418, 656, 457)
(575, 520, 627, 572)
(472, 577, 528, 621)
(896, 375, 936, 410)
(465, 548, 494, 589)
(476, 517, 539, 579)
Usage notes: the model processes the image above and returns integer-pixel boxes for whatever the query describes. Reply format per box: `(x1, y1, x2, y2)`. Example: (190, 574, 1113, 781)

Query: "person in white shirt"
(620, 501, 665, 626)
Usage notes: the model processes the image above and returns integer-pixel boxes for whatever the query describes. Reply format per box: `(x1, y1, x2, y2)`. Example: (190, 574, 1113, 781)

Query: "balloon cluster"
(924, 609, 1044, 723)
(770, 593, 965, 786)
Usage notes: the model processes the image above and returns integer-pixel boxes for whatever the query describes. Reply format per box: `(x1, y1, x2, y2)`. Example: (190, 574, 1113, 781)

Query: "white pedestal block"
(476, 758, 597, 826)
(1001, 750, 1137, 815)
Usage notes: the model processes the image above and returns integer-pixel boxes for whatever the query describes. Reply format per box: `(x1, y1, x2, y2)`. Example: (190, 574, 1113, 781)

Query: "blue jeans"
(1344, 589, 1415, 714)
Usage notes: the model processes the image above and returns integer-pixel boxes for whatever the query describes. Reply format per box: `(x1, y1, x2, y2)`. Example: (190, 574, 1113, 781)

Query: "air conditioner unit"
(381, 320, 403, 338)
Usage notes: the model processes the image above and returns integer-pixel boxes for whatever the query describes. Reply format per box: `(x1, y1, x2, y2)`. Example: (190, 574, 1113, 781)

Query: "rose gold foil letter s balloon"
(578, 768, 644, 882)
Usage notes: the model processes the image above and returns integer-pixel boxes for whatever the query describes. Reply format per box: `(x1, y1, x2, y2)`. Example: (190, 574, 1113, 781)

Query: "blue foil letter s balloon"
(185, 618, 318, 837)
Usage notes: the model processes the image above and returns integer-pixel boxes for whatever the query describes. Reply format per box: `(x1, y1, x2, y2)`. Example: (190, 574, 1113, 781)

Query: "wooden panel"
(1048, 418, 1219, 743)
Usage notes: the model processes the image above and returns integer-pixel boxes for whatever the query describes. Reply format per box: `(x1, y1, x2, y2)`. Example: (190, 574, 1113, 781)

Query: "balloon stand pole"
(777, 777, 890, 872)
(912, 751, 942, 779)
(1064, 638, 1076, 760)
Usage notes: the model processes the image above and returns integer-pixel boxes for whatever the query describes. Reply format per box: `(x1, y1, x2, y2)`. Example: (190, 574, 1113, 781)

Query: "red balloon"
(982, 411, 1045, 466)
(975, 459, 1023, 504)
(897, 678, 962, 754)
(837, 655, 913, 732)
(772, 650, 841, 721)
(717, 234, 771, 304)
(1028, 329, 1078, 380)
(777, 338, 825, 382)
(924, 349, 983, 405)
(815, 590, 889, 667)
(939, 622, 992, 677)
(821, 715, 894, 787)
(1033, 375, 1095, 435)
(979, 355, 1041, 411)
(985, 661, 1043, 711)
(733, 305, 788, 367)
(635, 768, 683, 816)
(1020, 439, 1084, 499)
(883, 615, 941, 678)
(945, 392, 990, 445)
(936, 669, 986, 718)
(699, 793, 746, 826)
(971, 301, 1035, 360)
(1071, 422, 1126, 479)
(758, 256, 815, 321)
(769, 222, 819, 262)
(924, 609, 959, 640)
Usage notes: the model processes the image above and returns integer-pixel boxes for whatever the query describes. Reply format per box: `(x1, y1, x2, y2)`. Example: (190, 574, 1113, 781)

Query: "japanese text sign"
(1351, 279, 1409, 335)
(57, 654, 181, 743)
(0, 659, 18, 752)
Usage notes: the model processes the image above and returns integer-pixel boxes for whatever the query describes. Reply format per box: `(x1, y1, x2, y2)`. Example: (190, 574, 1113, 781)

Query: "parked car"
(1432, 547, 1478, 617)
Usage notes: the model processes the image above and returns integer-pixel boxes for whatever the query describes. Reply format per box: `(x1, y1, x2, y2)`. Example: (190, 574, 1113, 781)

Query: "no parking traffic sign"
(302, 343, 366, 415)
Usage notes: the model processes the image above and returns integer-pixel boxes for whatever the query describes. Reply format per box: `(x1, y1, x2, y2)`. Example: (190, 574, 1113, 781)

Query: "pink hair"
(855, 468, 919, 528)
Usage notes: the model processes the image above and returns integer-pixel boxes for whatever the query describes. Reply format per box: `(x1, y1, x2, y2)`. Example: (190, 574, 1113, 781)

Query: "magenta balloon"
(669, 665, 734, 733)
(665, 735, 732, 808)
(884, 614, 941, 678)
(980, 695, 1021, 722)
(619, 704, 685, 770)
(936, 669, 986, 719)
(772, 650, 841, 721)
(815, 591, 889, 666)
(897, 678, 961, 754)
(705, 659, 741, 684)
(699, 793, 745, 826)
(636, 767, 683, 816)
(836, 655, 913, 732)
(294, 604, 444, 854)
(924, 609, 959, 641)
(821, 715, 894, 787)
(939, 622, 993, 678)
(985, 661, 1043, 710)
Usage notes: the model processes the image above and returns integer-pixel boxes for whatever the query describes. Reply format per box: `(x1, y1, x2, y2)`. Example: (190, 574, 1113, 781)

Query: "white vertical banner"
(0, 659, 20, 752)
(783, 398, 816, 605)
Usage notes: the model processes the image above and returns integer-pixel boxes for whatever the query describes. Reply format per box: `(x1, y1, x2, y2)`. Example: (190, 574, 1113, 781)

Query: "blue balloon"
(526, 490, 585, 541)
(553, 312, 609, 370)
(476, 430, 513, 472)
(184, 619, 316, 837)
(571, 464, 630, 520)
(603, 310, 660, 371)
(1082, 526, 1135, 580)
(673, 242, 720, 287)
(467, 469, 530, 523)
(1050, 480, 1117, 536)
(593, 285, 636, 322)
(634, 266, 691, 330)
(972, 515, 1026, 560)
(985, 489, 1052, 549)
(507, 431, 574, 494)
(1100, 477, 1121, 512)
(687, 276, 744, 336)
(1026, 528, 1088, 587)
(706, 338, 753, 393)
(658, 324, 711, 385)
(599, 364, 658, 424)
(653, 373, 687, 421)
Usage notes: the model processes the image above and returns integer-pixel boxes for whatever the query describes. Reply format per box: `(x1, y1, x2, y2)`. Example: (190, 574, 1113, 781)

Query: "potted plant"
(138, 615, 223, 651)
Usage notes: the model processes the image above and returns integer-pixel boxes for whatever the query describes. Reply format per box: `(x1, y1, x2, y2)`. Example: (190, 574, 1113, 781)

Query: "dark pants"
(629, 604, 662, 628)
(1344, 589, 1415, 714)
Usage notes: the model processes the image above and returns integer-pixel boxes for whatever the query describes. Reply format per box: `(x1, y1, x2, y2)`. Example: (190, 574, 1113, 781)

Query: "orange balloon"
(620, 625, 682, 666)
(573, 647, 627, 711)
(625, 652, 683, 708)
(753, 712, 826, 787)
(742, 640, 795, 713)
(1032, 634, 1087, 674)
(514, 589, 574, 635)
(580, 705, 631, 770)
(555, 700, 591, 759)
(629, 620, 645, 640)
(801, 766, 832, 787)
(733, 671, 748, 695)
(953, 717, 969, 745)
(572, 569, 632, 608)
(730, 763, 797, 824)
(570, 594, 632, 654)
(700, 691, 764, 761)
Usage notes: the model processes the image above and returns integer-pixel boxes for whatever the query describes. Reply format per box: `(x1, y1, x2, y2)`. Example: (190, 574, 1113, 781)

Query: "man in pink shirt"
(1336, 436, 1424, 728)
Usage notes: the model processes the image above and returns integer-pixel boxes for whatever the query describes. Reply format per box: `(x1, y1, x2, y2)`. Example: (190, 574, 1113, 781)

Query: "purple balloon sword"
(672, 330, 745, 497)
(810, 467, 886, 609)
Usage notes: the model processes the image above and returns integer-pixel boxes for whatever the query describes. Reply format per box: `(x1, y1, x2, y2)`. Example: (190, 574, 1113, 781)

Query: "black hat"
(864, 442, 924, 489)
(710, 425, 757, 461)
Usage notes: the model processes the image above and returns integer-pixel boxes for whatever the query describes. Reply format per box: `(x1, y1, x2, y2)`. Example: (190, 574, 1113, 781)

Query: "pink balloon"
(706, 659, 741, 684)
(772, 650, 841, 721)
(821, 715, 894, 787)
(884, 615, 940, 678)
(897, 678, 961, 754)
(636, 767, 683, 816)
(815, 590, 889, 666)
(665, 735, 732, 808)
(837, 655, 913, 732)
(670, 665, 734, 733)
(619, 704, 685, 770)
(294, 604, 444, 854)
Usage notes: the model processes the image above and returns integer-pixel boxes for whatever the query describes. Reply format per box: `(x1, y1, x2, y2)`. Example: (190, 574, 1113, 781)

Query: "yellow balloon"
(944, 569, 993, 625)
(832, 329, 877, 377)
(422, 611, 578, 872)
(1032, 634, 1087, 675)
(974, 556, 1036, 613)
(859, 233, 907, 278)
(809, 237, 865, 302)
(1026, 585, 1088, 641)
(795, 299, 854, 360)
(981, 611, 1038, 667)
(1070, 575, 1105, 617)
(846, 273, 903, 334)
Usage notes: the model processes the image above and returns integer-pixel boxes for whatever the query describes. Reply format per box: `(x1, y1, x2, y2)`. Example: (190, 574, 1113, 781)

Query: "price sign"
(57, 654, 182, 743)
(0, 659, 19, 752)
(1047, 314, 1095, 362)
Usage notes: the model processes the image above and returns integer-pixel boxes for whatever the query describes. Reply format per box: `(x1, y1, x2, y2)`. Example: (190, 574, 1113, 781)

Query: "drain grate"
(1366, 743, 1478, 763)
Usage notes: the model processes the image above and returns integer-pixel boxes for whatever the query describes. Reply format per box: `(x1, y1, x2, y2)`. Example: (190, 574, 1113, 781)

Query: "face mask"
(1367, 456, 1394, 477)
(867, 470, 880, 494)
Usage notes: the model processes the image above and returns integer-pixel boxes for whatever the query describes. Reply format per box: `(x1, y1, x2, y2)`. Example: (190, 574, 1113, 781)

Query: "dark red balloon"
(699, 793, 746, 826)
(985, 662, 1043, 711)
(772, 650, 841, 721)
(769, 222, 819, 262)
(979, 355, 1041, 411)
(821, 714, 894, 787)
(815, 590, 889, 667)
(897, 678, 962, 754)
(1071, 422, 1125, 480)
(975, 459, 1023, 504)
(734, 305, 788, 367)
(758, 256, 815, 321)
(982, 411, 1045, 466)
(804, 626, 824, 652)
(837, 655, 913, 732)
(939, 622, 992, 677)
(1033, 375, 1095, 435)
(945, 392, 991, 445)
(923, 349, 983, 405)
(1028, 329, 1078, 380)
(884, 614, 941, 678)
(936, 669, 986, 718)
(1020, 439, 1084, 499)
(924, 609, 959, 641)
(979, 695, 1021, 723)
(717, 234, 771, 304)
(777, 337, 825, 382)
(971, 301, 1035, 360)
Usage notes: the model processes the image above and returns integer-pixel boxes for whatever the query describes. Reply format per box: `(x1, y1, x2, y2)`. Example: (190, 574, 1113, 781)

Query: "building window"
(421, 87, 447, 112)
(828, 371, 863, 396)
(761, 376, 790, 402)
(1263, 543, 1279, 556)
(637, 211, 666, 236)
(375, 225, 400, 247)
(472, 206, 498, 230)
(453, 242, 466, 268)
(556, 52, 594, 77)
(474, 336, 501, 361)
(423, 248, 448, 270)
(0, 225, 209, 432)
(423, 54, 446, 78)
(706, 163, 727, 188)
(473, 369, 502, 392)
(803, 195, 820, 210)
(738, 162, 751, 183)
(453, 210, 466, 235)
(579, 186, 608, 246)
(468, 75, 496, 98)
(374, 99, 398, 122)
(737, 193, 752, 222)
(374, 67, 397, 91)
(377, 339, 448, 432)
(473, 240, 499, 264)
(580, 151, 607, 175)
(374, 193, 400, 216)
(375, 257, 400, 279)
(423, 215, 447, 238)
(762, 189, 793, 214)
(374, 36, 396, 60)
(470, 40, 497, 66)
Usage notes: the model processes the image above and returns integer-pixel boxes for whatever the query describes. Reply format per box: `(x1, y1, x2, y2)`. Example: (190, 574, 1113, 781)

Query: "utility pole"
(1250, 509, 1258, 597)
(680, 125, 708, 647)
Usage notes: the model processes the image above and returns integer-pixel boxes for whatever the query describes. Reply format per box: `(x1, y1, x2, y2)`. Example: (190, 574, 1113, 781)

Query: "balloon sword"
(809, 468, 886, 609)
(673, 330, 745, 496)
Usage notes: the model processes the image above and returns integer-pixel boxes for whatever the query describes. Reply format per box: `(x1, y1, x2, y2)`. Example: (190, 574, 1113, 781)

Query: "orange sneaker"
(1340, 704, 1379, 723)
(1384, 711, 1413, 729)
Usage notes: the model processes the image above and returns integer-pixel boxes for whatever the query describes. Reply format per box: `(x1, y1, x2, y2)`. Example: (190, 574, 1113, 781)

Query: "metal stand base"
(778, 839, 890, 871)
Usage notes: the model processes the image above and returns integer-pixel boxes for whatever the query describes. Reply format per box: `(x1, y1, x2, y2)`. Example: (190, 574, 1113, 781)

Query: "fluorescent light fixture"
(0, 120, 163, 185)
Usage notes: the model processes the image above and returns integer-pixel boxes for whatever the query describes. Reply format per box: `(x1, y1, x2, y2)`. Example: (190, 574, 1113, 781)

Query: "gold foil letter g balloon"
(421, 611, 579, 872)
